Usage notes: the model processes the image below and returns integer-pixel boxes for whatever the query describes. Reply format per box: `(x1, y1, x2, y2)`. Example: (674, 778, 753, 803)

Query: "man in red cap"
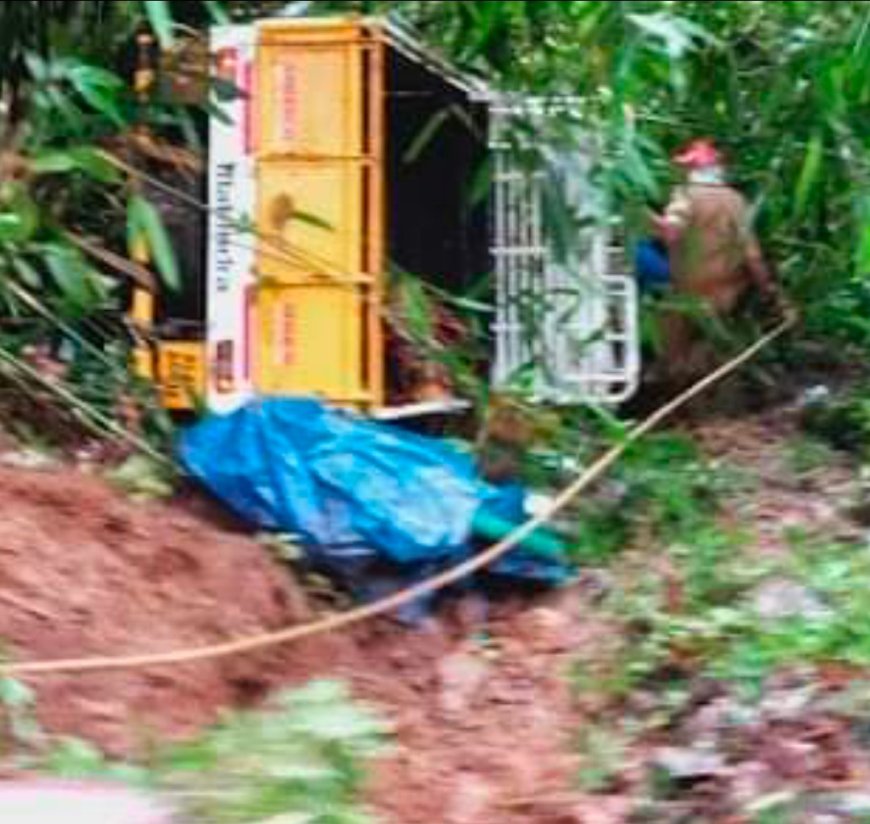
(651, 138, 791, 387)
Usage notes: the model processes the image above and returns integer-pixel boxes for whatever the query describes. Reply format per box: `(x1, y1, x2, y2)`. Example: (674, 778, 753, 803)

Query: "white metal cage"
(488, 99, 640, 405)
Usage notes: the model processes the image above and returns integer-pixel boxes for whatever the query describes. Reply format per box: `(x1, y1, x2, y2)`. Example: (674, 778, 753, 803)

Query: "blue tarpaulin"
(178, 398, 570, 607)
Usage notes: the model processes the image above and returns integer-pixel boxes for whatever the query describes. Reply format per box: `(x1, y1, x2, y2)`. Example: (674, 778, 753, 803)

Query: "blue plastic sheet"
(178, 398, 570, 608)
(179, 398, 487, 562)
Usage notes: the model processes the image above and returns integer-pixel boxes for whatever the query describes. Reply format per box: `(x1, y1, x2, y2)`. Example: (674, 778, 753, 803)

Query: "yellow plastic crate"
(256, 41, 364, 158)
(256, 283, 372, 403)
(255, 160, 367, 282)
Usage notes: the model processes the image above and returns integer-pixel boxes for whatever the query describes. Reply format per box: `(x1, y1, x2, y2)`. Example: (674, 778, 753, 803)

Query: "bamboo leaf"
(74, 82, 125, 126)
(45, 86, 86, 135)
(41, 243, 96, 309)
(128, 195, 180, 291)
(466, 157, 493, 211)
(142, 0, 175, 48)
(204, 99, 235, 127)
(441, 293, 493, 314)
(67, 63, 125, 125)
(11, 258, 42, 290)
(857, 223, 870, 275)
(794, 132, 824, 217)
(29, 153, 77, 175)
(403, 109, 452, 165)
(204, 1, 230, 25)
(66, 231, 155, 290)
(291, 210, 334, 232)
(66, 63, 123, 92)
(69, 148, 123, 184)
(31, 148, 121, 184)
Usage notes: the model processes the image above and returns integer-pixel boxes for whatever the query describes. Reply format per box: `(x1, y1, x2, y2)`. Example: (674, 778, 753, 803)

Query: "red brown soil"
(349, 595, 603, 824)
(0, 466, 320, 755)
(0, 462, 601, 822)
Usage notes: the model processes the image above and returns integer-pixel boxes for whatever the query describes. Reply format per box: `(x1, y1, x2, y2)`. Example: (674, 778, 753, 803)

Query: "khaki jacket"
(664, 182, 768, 313)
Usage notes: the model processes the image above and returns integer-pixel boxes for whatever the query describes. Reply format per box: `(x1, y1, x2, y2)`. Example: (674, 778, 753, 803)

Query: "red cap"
(673, 139, 722, 169)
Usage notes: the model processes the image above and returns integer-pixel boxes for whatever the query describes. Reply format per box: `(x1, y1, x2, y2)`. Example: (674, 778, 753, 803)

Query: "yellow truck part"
(251, 20, 384, 410)
(137, 16, 488, 415)
(130, 16, 640, 416)
(157, 341, 206, 411)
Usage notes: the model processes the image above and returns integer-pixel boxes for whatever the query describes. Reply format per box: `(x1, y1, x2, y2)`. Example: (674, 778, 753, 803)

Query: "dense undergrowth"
(563, 388, 870, 821)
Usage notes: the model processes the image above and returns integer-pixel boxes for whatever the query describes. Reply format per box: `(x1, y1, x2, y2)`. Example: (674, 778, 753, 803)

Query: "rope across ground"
(0, 319, 794, 679)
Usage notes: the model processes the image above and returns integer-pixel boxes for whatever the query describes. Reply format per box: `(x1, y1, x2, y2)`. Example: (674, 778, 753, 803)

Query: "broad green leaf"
(128, 195, 180, 291)
(13, 190, 40, 243)
(0, 184, 38, 244)
(31, 148, 120, 184)
(67, 64, 125, 126)
(42, 244, 94, 307)
(0, 213, 26, 244)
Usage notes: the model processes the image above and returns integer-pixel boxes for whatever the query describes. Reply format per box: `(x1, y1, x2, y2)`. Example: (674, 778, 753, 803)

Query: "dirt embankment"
(0, 467, 321, 754)
(0, 463, 597, 823)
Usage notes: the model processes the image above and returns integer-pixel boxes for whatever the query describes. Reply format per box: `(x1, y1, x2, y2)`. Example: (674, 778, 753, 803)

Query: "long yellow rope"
(1, 319, 793, 677)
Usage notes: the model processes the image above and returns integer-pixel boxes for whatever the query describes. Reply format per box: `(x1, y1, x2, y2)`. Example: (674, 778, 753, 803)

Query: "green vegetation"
(563, 428, 744, 563)
(4, 2, 870, 821)
(355, 1, 870, 350)
(558, 391, 870, 819)
(569, 449, 870, 709)
(161, 681, 388, 824)
(0, 678, 388, 824)
(4, 1, 870, 454)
